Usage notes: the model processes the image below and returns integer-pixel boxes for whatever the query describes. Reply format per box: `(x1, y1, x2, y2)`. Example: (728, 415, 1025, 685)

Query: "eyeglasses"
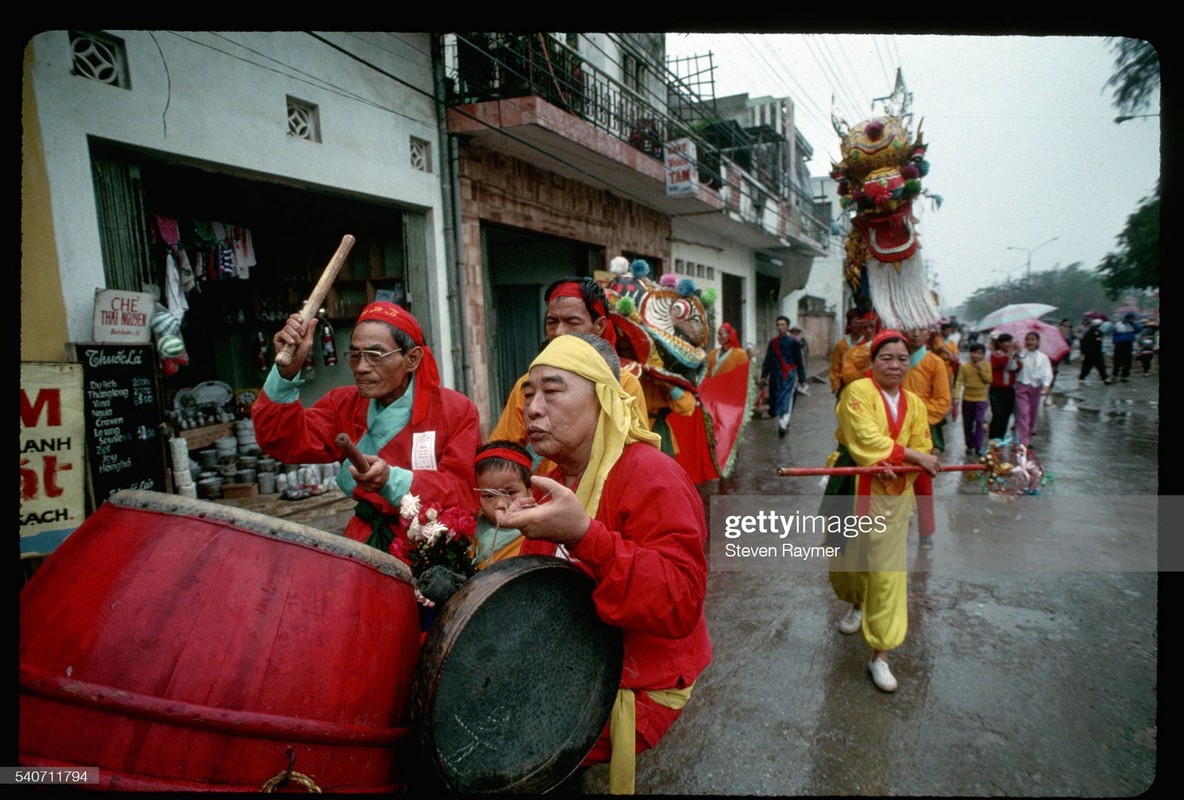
(343, 348, 402, 366)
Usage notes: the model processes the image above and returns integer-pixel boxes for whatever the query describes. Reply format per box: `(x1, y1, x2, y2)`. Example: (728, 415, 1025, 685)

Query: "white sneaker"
(837, 606, 862, 634)
(868, 659, 898, 692)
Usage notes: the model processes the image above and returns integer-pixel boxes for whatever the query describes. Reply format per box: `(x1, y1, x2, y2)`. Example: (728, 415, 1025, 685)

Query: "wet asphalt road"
(579, 357, 1162, 797)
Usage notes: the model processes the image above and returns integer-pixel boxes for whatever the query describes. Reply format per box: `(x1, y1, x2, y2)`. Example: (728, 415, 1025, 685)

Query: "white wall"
(670, 220, 758, 349)
(26, 30, 456, 379)
(781, 175, 846, 347)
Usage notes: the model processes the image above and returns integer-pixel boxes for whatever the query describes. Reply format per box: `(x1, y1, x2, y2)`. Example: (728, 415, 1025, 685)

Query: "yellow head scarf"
(529, 335, 660, 516)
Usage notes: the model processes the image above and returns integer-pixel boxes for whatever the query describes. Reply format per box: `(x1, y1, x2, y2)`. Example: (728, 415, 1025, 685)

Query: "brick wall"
(457, 143, 671, 434)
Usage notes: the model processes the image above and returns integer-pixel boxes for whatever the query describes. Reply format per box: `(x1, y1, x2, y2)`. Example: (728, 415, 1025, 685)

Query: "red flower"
(438, 507, 476, 539)
(419, 500, 443, 524)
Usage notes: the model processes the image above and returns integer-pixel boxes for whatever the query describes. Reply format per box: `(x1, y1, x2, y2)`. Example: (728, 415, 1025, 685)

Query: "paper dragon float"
(830, 70, 943, 331)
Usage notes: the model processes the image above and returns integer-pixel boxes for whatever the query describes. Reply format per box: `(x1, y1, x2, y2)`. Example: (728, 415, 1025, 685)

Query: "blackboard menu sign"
(67, 343, 168, 510)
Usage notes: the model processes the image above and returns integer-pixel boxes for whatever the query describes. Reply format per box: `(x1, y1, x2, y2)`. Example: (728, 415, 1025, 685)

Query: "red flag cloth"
(667, 405, 720, 485)
(699, 359, 751, 478)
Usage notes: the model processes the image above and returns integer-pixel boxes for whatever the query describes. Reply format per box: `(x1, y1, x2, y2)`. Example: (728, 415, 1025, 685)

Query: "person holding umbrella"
(1014, 332, 1054, 446)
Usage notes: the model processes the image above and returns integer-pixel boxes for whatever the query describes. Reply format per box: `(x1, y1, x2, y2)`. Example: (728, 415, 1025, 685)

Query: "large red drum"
(19, 490, 420, 792)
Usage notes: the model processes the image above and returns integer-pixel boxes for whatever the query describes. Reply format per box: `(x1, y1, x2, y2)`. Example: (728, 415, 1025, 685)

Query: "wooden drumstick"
(275, 234, 356, 367)
(335, 432, 370, 472)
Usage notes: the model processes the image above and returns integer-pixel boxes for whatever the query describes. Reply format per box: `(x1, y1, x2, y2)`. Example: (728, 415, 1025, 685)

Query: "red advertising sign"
(20, 362, 87, 556)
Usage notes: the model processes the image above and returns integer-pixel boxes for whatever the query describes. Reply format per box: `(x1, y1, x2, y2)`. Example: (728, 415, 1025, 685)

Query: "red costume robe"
(519, 442, 712, 760)
(253, 373, 480, 544)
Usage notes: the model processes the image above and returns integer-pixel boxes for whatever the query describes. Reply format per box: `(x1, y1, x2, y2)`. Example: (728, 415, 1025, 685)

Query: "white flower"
(400, 493, 421, 520)
(424, 507, 439, 522)
(406, 519, 427, 544)
(421, 520, 448, 546)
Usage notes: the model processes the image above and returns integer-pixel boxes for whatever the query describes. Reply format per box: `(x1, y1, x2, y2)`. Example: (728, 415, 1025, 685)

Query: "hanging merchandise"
(210, 221, 256, 281)
(152, 302, 190, 377)
(230, 225, 257, 280)
(320, 316, 337, 367)
(256, 331, 270, 371)
(152, 215, 197, 293)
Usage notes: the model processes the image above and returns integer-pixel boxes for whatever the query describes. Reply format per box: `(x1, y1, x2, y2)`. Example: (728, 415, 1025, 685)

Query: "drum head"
(409, 555, 622, 793)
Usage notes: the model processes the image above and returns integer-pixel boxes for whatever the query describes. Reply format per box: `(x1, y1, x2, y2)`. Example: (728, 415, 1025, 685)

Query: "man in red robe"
(500, 332, 712, 795)
(253, 302, 479, 550)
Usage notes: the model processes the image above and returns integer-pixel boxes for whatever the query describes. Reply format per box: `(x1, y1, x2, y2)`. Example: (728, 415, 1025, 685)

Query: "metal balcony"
(440, 33, 829, 257)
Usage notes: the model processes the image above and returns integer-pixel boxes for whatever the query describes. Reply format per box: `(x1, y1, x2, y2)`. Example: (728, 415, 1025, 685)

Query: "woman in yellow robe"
(824, 329, 941, 693)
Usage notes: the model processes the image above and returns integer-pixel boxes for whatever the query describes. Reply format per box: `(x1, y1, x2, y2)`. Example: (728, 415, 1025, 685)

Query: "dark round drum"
(409, 555, 622, 793)
(19, 490, 420, 792)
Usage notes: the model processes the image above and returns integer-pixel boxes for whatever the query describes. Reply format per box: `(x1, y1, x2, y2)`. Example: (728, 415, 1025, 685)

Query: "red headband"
(548, 282, 606, 317)
(476, 447, 533, 471)
(870, 328, 905, 355)
(355, 302, 440, 423)
(547, 281, 617, 347)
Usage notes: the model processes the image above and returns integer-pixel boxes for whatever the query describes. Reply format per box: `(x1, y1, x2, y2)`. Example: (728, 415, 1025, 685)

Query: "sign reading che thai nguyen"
(20, 362, 86, 556)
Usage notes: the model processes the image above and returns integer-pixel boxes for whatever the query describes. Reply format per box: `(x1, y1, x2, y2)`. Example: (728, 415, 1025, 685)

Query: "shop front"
(86, 145, 437, 526)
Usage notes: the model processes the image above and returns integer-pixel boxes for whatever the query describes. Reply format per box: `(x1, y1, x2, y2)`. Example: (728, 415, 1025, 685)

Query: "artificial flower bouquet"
(388, 493, 478, 608)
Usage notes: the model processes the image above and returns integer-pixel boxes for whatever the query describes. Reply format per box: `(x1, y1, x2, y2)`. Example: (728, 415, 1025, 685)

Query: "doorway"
(483, 225, 601, 419)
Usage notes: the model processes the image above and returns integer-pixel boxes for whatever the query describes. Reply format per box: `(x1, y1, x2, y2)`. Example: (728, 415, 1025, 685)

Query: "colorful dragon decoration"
(604, 257, 754, 483)
(831, 70, 943, 331)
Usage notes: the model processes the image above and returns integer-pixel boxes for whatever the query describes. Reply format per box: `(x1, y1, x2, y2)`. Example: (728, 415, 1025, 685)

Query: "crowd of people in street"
(249, 280, 1158, 789)
(1069, 311, 1158, 384)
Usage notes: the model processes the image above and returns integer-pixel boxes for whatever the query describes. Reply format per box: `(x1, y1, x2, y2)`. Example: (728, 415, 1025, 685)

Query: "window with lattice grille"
(410, 137, 431, 173)
(69, 31, 131, 89)
(287, 96, 321, 142)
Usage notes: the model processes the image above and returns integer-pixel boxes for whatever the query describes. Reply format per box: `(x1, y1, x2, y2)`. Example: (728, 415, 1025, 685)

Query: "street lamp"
(1007, 236, 1058, 282)
(1115, 113, 1159, 123)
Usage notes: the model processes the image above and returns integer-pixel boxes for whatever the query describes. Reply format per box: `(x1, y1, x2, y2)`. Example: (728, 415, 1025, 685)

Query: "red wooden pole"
(776, 464, 987, 477)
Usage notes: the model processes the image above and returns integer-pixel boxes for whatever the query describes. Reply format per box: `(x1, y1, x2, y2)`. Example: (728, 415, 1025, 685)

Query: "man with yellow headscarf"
(500, 332, 712, 795)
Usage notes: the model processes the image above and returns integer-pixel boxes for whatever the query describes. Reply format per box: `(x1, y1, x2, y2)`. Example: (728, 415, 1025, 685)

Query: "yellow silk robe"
(828, 377, 932, 652)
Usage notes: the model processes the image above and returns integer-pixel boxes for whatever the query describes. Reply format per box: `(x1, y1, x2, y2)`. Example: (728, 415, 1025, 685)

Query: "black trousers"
(988, 386, 1015, 441)
(1113, 341, 1134, 379)
(1078, 350, 1109, 381)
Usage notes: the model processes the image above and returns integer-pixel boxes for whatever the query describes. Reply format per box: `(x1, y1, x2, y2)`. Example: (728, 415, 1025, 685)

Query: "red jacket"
(253, 379, 480, 543)
(989, 351, 1020, 389)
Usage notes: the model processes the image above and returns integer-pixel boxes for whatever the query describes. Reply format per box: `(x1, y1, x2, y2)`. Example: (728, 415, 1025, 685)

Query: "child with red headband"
(472, 440, 533, 568)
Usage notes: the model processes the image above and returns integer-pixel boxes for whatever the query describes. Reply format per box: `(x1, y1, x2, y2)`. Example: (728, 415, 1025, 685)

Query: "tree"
(1104, 37, 1160, 116)
(1097, 38, 1160, 300)
(1097, 185, 1160, 299)
(961, 262, 1111, 327)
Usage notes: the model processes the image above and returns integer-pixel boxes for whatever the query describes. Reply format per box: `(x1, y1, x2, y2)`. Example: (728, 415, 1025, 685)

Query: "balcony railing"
(441, 33, 830, 249)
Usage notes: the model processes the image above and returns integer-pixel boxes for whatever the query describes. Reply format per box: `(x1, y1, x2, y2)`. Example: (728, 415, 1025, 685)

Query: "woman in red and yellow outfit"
(823, 329, 940, 693)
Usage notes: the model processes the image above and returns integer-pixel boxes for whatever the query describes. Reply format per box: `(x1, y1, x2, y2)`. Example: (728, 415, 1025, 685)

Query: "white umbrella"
(975, 303, 1057, 331)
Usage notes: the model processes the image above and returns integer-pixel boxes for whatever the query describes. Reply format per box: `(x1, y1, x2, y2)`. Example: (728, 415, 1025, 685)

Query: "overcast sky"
(663, 33, 1161, 311)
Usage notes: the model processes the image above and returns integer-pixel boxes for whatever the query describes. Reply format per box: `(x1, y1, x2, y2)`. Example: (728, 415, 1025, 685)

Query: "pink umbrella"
(993, 319, 1071, 363)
